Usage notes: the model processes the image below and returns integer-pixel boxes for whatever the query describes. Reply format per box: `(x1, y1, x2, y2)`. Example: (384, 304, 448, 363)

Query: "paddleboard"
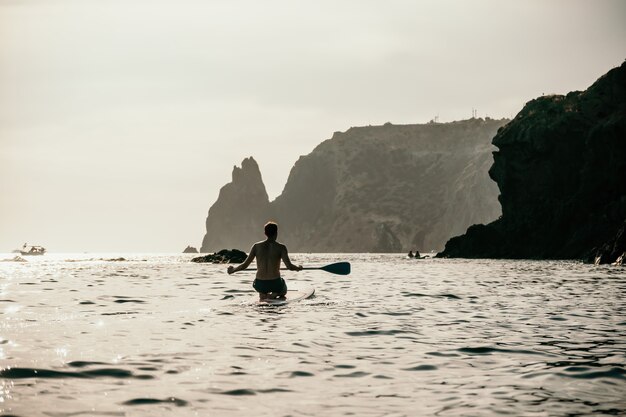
(255, 288, 315, 306)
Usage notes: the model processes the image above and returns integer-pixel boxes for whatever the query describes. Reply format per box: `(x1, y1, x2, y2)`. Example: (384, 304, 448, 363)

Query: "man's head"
(264, 221, 278, 239)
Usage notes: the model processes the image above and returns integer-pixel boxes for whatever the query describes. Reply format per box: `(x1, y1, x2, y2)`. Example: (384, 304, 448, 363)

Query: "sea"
(1, 253, 625, 417)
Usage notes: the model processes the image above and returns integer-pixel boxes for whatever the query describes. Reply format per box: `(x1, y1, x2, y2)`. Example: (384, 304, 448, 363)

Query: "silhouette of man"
(227, 221, 302, 300)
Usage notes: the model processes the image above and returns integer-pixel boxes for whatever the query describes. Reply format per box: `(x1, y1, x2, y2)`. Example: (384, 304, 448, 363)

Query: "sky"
(0, 0, 624, 252)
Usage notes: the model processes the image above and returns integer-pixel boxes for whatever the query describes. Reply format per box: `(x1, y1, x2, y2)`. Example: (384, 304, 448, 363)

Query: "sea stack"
(200, 157, 271, 253)
(183, 246, 199, 254)
(439, 61, 626, 262)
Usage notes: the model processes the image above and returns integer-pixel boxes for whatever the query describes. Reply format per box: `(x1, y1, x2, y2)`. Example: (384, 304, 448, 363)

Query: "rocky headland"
(439, 61, 626, 264)
(201, 118, 508, 253)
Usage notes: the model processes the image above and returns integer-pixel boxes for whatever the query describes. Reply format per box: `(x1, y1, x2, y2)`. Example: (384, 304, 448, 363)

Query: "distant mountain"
(200, 118, 509, 253)
(439, 61, 626, 263)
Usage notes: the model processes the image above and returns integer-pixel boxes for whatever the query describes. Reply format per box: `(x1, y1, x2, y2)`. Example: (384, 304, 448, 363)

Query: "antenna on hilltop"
(471, 108, 478, 119)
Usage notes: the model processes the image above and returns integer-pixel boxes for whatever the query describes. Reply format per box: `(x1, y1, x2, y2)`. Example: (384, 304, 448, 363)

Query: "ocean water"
(1, 253, 625, 416)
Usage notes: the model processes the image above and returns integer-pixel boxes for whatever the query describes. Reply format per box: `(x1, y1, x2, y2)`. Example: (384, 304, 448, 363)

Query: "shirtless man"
(227, 222, 302, 300)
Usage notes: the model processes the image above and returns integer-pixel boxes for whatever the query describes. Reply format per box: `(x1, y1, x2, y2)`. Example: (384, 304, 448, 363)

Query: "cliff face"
(439, 61, 626, 261)
(273, 119, 507, 252)
(201, 119, 507, 253)
(200, 157, 270, 252)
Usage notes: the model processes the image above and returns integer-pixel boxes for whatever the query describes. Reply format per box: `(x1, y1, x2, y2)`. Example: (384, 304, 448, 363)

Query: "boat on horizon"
(19, 244, 46, 256)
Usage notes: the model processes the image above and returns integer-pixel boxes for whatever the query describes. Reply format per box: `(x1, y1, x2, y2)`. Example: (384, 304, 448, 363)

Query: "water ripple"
(122, 397, 188, 406)
(0, 367, 152, 380)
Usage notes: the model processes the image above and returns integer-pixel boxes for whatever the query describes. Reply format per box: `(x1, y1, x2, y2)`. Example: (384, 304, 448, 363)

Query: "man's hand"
(227, 266, 235, 275)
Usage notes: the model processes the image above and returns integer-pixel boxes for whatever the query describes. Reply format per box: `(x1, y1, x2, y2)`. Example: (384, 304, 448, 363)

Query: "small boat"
(20, 245, 46, 256)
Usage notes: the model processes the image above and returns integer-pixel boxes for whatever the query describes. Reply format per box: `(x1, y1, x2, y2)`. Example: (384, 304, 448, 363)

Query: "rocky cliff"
(272, 119, 508, 252)
(201, 119, 508, 253)
(200, 157, 270, 252)
(439, 61, 626, 262)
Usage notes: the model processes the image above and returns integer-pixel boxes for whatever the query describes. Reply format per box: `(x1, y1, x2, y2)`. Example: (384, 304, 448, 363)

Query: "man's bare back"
(227, 222, 301, 300)
(252, 240, 289, 280)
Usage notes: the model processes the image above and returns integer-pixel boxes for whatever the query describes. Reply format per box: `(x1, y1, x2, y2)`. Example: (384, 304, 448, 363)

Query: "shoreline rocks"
(191, 249, 247, 264)
(586, 220, 626, 265)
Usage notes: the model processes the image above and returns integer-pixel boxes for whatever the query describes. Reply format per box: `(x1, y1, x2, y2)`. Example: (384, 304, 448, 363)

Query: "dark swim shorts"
(253, 278, 287, 294)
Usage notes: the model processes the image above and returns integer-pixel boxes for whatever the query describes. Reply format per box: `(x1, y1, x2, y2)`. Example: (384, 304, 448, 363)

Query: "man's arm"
(227, 245, 256, 274)
(281, 245, 302, 271)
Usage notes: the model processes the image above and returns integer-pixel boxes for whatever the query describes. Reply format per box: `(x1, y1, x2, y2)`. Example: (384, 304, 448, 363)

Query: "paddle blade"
(320, 262, 351, 275)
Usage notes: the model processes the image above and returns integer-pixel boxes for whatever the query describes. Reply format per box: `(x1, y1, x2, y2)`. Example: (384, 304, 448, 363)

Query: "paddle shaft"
(238, 262, 350, 276)
(246, 267, 320, 271)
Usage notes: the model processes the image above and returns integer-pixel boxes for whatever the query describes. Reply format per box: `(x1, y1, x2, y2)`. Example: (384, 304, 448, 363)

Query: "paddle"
(245, 262, 351, 276)
(303, 262, 351, 275)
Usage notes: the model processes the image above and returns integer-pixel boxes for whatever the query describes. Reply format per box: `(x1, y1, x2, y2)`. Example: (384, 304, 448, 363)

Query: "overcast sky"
(0, 0, 624, 252)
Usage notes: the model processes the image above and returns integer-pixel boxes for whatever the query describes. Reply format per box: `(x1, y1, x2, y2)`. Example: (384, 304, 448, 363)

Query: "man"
(227, 221, 302, 300)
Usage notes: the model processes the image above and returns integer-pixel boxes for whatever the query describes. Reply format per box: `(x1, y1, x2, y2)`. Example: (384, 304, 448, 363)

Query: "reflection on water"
(0, 254, 625, 416)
